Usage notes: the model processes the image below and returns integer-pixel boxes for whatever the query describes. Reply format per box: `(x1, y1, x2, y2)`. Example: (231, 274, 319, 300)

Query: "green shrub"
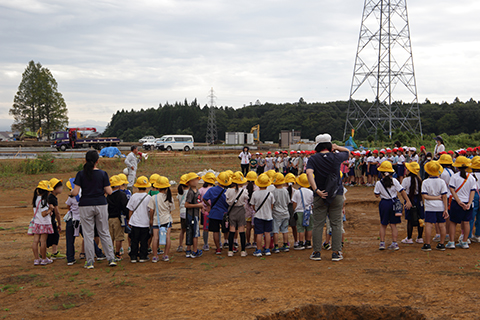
(22, 154, 57, 175)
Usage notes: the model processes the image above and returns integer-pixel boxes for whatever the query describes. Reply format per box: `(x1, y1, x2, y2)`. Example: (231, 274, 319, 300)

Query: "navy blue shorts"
(379, 199, 401, 226)
(425, 211, 446, 224)
(397, 164, 405, 176)
(404, 196, 424, 221)
(349, 167, 355, 177)
(371, 165, 378, 176)
(254, 218, 273, 235)
(449, 200, 473, 224)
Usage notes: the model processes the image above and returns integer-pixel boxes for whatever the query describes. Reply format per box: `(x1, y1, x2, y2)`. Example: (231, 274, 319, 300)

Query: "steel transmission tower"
(344, 0, 422, 140)
(205, 87, 218, 145)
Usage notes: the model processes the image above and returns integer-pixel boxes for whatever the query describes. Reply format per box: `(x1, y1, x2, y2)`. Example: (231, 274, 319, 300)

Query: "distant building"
(279, 130, 301, 148)
(225, 132, 254, 145)
(0, 131, 13, 141)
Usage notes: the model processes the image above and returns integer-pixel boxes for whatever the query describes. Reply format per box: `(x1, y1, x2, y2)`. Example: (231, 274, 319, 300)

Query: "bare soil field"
(0, 153, 479, 319)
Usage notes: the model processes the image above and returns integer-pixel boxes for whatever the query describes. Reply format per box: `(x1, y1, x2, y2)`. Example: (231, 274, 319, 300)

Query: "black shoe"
(305, 240, 312, 249)
(294, 241, 305, 250)
(421, 244, 432, 252)
(332, 252, 343, 262)
(96, 253, 107, 261)
(436, 243, 446, 251)
(309, 251, 321, 261)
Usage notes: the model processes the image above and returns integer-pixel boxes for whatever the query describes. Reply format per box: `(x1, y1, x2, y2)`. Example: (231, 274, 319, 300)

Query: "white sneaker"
(416, 238, 424, 244)
(432, 235, 440, 242)
(401, 237, 413, 244)
(241, 251, 247, 257)
(227, 251, 234, 257)
(446, 241, 456, 249)
(458, 234, 464, 242)
(470, 236, 480, 243)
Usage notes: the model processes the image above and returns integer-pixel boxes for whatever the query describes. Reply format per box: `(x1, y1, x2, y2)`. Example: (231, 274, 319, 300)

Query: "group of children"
(373, 148, 480, 252)
(248, 150, 313, 176)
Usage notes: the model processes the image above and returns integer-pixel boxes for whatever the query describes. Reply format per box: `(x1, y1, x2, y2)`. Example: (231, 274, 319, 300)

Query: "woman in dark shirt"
(72, 150, 116, 269)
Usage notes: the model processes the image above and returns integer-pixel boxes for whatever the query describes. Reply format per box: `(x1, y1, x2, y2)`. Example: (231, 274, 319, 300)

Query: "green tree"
(9, 61, 68, 135)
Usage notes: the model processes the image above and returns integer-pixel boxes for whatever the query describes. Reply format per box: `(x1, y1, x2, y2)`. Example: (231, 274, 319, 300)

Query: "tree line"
(103, 97, 480, 143)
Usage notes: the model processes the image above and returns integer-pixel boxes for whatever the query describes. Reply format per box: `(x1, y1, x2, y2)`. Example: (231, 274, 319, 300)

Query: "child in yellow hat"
(225, 172, 249, 257)
(251, 173, 276, 257)
(199, 172, 216, 251)
(176, 174, 189, 253)
(447, 156, 476, 249)
(374, 161, 412, 251)
(284, 173, 298, 248)
(148, 176, 175, 262)
(271, 173, 290, 253)
(292, 174, 314, 251)
(106, 176, 129, 261)
(31, 181, 55, 266)
(244, 171, 259, 248)
(126, 176, 152, 262)
(184, 172, 204, 258)
(47, 178, 66, 260)
(400, 162, 425, 245)
(421, 161, 449, 251)
(65, 178, 82, 265)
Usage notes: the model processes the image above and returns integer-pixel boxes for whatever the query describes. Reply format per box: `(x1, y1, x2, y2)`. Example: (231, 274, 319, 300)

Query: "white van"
(155, 135, 194, 151)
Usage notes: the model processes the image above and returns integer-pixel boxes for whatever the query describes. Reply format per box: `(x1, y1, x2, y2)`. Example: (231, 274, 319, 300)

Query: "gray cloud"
(0, 0, 479, 131)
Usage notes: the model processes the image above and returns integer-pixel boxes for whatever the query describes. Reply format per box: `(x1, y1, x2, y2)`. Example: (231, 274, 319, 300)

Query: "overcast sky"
(0, 0, 479, 132)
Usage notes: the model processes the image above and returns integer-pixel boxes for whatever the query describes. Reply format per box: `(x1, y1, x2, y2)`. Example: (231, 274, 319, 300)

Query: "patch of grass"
(53, 292, 60, 298)
(0, 285, 19, 294)
(80, 289, 94, 297)
(35, 282, 50, 288)
(117, 280, 135, 287)
(63, 303, 76, 309)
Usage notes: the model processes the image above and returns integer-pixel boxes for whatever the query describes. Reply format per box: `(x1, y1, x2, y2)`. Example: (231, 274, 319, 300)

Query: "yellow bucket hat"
(377, 161, 395, 173)
(185, 172, 200, 184)
(49, 178, 63, 189)
(424, 161, 443, 177)
(246, 171, 258, 182)
(405, 162, 420, 176)
(110, 175, 124, 187)
(153, 176, 171, 189)
(255, 173, 271, 188)
(470, 156, 480, 170)
(37, 180, 53, 192)
(201, 172, 216, 185)
(284, 173, 296, 184)
(232, 172, 246, 185)
(266, 170, 276, 179)
(217, 172, 232, 187)
(272, 173, 285, 185)
(117, 173, 128, 185)
(134, 176, 150, 188)
(296, 174, 310, 188)
(179, 174, 188, 185)
(149, 173, 160, 185)
(453, 156, 471, 168)
(225, 170, 234, 178)
(438, 154, 453, 165)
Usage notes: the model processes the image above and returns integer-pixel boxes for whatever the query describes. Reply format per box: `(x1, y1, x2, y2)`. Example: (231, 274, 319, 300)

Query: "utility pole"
(344, 0, 422, 140)
(206, 87, 218, 145)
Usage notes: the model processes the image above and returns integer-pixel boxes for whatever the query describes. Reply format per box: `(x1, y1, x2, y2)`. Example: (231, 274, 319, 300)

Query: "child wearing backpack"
(148, 176, 175, 262)
(244, 171, 258, 248)
(374, 161, 412, 250)
(421, 161, 449, 251)
(292, 174, 314, 250)
(31, 181, 55, 266)
(271, 173, 290, 253)
(107, 175, 129, 261)
(285, 173, 298, 247)
(184, 172, 204, 258)
(225, 172, 249, 257)
(47, 178, 66, 259)
(200, 172, 215, 251)
(400, 162, 424, 245)
(65, 178, 81, 266)
(126, 176, 152, 262)
(447, 156, 477, 249)
(176, 174, 188, 252)
(251, 173, 275, 257)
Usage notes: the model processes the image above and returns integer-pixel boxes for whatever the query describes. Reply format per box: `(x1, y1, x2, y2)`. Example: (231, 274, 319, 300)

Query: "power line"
(205, 87, 218, 144)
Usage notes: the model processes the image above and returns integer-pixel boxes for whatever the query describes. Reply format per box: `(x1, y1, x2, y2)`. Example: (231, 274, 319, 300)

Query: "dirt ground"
(0, 154, 479, 320)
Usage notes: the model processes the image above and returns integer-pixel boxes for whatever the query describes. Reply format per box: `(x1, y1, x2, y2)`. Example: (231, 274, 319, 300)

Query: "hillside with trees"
(103, 98, 480, 144)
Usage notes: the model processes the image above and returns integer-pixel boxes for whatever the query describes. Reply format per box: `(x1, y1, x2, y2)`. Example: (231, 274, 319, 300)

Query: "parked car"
(143, 138, 163, 151)
(156, 135, 194, 151)
(139, 135, 155, 143)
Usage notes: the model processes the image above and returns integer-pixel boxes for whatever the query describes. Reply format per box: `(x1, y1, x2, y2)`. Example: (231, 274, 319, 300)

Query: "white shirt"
(126, 192, 152, 227)
(449, 172, 477, 203)
(33, 196, 51, 225)
(250, 190, 275, 220)
(266, 185, 276, 193)
(291, 188, 314, 212)
(410, 154, 419, 163)
(125, 152, 138, 171)
(434, 144, 445, 156)
(366, 156, 375, 164)
(148, 193, 175, 226)
(225, 187, 249, 207)
(473, 172, 480, 191)
(421, 177, 448, 212)
(378, 157, 388, 164)
(397, 155, 405, 165)
(238, 152, 251, 165)
(374, 178, 404, 199)
(401, 176, 420, 195)
(65, 196, 80, 221)
(177, 193, 187, 218)
(440, 167, 454, 197)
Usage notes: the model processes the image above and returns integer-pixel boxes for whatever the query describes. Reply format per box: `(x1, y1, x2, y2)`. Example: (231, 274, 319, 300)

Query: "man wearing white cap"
(306, 133, 350, 262)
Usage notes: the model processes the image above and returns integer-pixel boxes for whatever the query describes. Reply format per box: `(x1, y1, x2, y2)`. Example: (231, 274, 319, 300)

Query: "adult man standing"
(125, 146, 139, 192)
(306, 134, 350, 262)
